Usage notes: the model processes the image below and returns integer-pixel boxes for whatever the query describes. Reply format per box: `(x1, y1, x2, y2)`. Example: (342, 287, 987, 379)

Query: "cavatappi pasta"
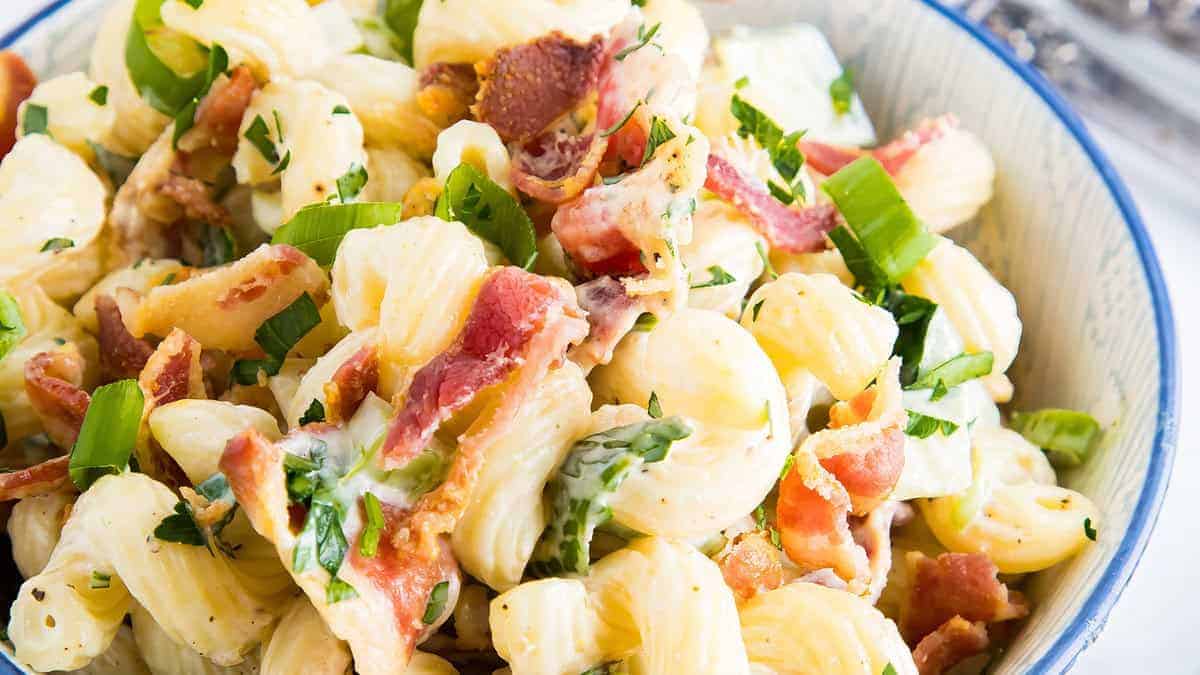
(0, 3, 1104, 674)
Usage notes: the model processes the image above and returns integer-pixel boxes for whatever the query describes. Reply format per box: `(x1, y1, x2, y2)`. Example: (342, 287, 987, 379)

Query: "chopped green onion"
(69, 380, 144, 491)
(359, 491, 385, 557)
(750, 299, 765, 322)
(632, 312, 658, 332)
(827, 225, 888, 294)
(0, 291, 27, 360)
(271, 150, 291, 176)
(183, 0, 204, 8)
(647, 391, 662, 419)
(882, 664, 898, 675)
(435, 163, 538, 269)
(829, 69, 855, 116)
(272, 202, 404, 267)
(332, 105, 351, 115)
(159, 272, 177, 286)
(125, 0, 216, 116)
(689, 265, 736, 290)
(907, 352, 993, 401)
(22, 104, 49, 136)
(821, 157, 937, 283)
(153, 500, 208, 547)
(730, 94, 807, 204)
(170, 44, 228, 149)
(335, 163, 369, 203)
(231, 293, 322, 384)
(422, 580, 449, 624)
(529, 418, 691, 577)
(299, 399, 326, 426)
(614, 22, 661, 61)
(734, 75, 750, 90)
(1011, 408, 1103, 468)
(89, 571, 111, 589)
(88, 85, 109, 106)
(243, 114, 279, 164)
(904, 410, 960, 439)
(778, 453, 795, 480)
(39, 238, 74, 253)
(382, 0, 424, 65)
(641, 115, 675, 166)
(326, 576, 358, 604)
(754, 241, 778, 280)
(1083, 517, 1097, 541)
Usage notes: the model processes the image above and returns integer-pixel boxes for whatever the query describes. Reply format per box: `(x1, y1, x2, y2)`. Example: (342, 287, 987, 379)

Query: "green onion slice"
(421, 580, 449, 624)
(1011, 408, 1102, 468)
(821, 156, 937, 284)
(69, 380, 144, 491)
(271, 202, 404, 267)
(435, 163, 537, 269)
(22, 104, 49, 136)
(359, 491, 384, 557)
(0, 291, 27, 360)
(906, 351, 993, 400)
(904, 410, 960, 439)
(231, 293, 321, 384)
(382, 0, 424, 65)
(125, 0, 214, 116)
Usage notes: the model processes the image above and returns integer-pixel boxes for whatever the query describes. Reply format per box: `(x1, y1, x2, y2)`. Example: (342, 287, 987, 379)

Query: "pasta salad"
(0, 1, 1106, 673)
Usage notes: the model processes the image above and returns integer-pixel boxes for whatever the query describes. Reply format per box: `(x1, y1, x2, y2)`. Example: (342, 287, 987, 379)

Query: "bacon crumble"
(23, 347, 90, 450)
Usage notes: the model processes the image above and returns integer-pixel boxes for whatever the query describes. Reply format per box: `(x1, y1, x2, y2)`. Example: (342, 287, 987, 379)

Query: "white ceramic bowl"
(0, 0, 1180, 672)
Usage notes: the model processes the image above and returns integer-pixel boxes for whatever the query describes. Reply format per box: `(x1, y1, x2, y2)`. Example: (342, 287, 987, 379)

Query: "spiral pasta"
(920, 427, 1100, 573)
(130, 603, 260, 675)
(148, 400, 283, 483)
(9, 472, 292, 671)
(260, 597, 351, 675)
(76, 624, 151, 675)
(8, 492, 75, 579)
(739, 583, 917, 675)
(742, 273, 898, 401)
(491, 536, 750, 675)
(452, 361, 592, 591)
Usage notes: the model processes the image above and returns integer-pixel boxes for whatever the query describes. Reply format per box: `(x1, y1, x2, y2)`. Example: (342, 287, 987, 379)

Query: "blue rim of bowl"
(0, 0, 1180, 673)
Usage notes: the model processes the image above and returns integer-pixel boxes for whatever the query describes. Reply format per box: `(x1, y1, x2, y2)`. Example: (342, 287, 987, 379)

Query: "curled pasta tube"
(432, 120, 513, 192)
(681, 198, 766, 318)
(17, 72, 115, 162)
(9, 473, 292, 672)
(130, 603, 259, 675)
(260, 597, 351, 675)
(741, 273, 898, 401)
(739, 582, 917, 675)
(8, 492, 75, 579)
(893, 126, 995, 234)
(491, 537, 750, 675)
(590, 307, 791, 536)
(920, 427, 1100, 573)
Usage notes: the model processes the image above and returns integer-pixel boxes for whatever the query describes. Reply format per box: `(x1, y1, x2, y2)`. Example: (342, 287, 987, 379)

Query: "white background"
(1, 0, 1196, 671)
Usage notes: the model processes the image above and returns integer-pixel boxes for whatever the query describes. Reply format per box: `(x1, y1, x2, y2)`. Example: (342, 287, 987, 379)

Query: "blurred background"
(2, 0, 1197, 672)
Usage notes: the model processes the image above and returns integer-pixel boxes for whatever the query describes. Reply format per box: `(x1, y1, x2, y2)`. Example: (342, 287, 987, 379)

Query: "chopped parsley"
(614, 22, 662, 61)
(299, 399, 326, 426)
(906, 351, 993, 401)
(332, 105, 351, 115)
(632, 312, 658, 332)
(829, 68, 855, 115)
(89, 571, 111, 589)
(22, 104, 49, 136)
(734, 75, 750, 90)
(88, 85, 109, 106)
(39, 238, 74, 253)
(641, 115, 676, 166)
(647, 391, 662, 419)
(0, 291, 27, 360)
(243, 114, 280, 164)
(326, 577, 358, 604)
(730, 94, 807, 204)
(600, 99, 642, 138)
(335, 163, 369, 203)
(382, 0, 424, 64)
(153, 500, 208, 548)
(689, 265, 736, 290)
(904, 410, 960, 439)
(750, 299, 765, 322)
(1084, 517, 1097, 541)
(435, 163, 538, 269)
(422, 580, 449, 624)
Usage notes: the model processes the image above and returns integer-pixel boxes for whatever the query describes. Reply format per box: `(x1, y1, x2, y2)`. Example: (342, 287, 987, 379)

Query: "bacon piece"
(95, 294, 155, 380)
(511, 130, 607, 204)
(912, 617, 990, 675)
(135, 329, 205, 487)
(800, 115, 959, 176)
(380, 267, 585, 467)
(473, 32, 606, 144)
(775, 450, 868, 587)
(551, 204, 645, 277)
(568, 276, 645, 373)
(900, 551, 1029, 645)
(704, 153, 838, 254)
(132, 244, 328, 352)
(222, 427, 461, 675)
(184, 66, 257, 155)
(323, 345, 379, 425)
(716, 531, 783, 601)
(24, 347, 90, 450)
(416, 62, 478, 128)
(381, 268, 587, 554)
(158, 174, 232, 227)
(0, 456, 71, 501)
(0, 52, 36, 159)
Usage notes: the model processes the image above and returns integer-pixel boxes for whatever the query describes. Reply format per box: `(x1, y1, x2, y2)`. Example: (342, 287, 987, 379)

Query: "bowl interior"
(3, 1, 1179, 673)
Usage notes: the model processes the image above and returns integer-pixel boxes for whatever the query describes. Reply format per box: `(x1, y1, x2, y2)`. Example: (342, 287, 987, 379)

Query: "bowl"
(0, 0, 1179, 673)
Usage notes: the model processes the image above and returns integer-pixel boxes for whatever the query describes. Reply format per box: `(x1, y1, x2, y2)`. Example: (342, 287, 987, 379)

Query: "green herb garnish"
(435, 163, 537, 269)
(1011, 408, 1103, 468)
(69, 380, 144, 490)
(231, 293, 321, 384)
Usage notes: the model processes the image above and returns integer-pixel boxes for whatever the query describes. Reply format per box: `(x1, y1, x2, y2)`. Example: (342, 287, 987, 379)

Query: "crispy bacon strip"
(568, 276, 645, 373)
(158, 174, 232, 227)
(0, 52, 36, 159)
(511, 130, 607, 204)
(800, 115, 959, 176)
(473, 32, 606, 144)
(380, 267, 585, 467)
(776, 451, 868, 587)
(416, 62, 479, 128)
(323, 345, 379, 425)
(704, 153, 838, 254)
(716, 531, 783, 601)
(132, 244, 328, 352)
(913, 617, 990, 675)
(135, 329, 205, 487)
(95, 294, 155, 380)
(222, 427, 460, 675)
(183, 66, 257, 155)
(0, 456, 71, 501)
(900, 551, 1029, 645)
(24, 347, 90, 450)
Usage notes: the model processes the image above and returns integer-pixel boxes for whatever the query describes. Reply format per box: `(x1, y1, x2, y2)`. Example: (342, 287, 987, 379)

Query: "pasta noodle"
(88, 0, 169, 156)
(17, 72, 115, 162)
(894, 126, 996, 233)
(130, 603, 260, 675)
(260, 596, 351, 675)
(682, 199, 766, 318)
(8, 492, 75, 579)
(431, 120, 513, 192)
(148, 400, 283, 483)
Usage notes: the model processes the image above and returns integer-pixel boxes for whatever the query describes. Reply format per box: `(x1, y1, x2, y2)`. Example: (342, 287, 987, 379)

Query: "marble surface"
(1, 0, 1195, 672)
